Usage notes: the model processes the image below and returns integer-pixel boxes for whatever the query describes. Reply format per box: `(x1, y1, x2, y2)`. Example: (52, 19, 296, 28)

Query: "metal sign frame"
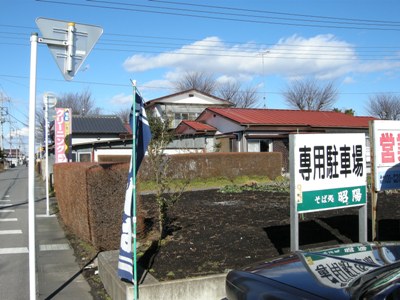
(36, 17, 103, 80)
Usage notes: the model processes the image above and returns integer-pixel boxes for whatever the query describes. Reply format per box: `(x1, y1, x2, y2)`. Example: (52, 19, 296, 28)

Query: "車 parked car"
(226, 242, 400, 299)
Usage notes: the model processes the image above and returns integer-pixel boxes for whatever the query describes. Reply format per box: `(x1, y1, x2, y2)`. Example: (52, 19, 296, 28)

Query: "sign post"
(28, 18, 102, 299)
(43, 93, 57, 216)
(289, 133, 368, 251)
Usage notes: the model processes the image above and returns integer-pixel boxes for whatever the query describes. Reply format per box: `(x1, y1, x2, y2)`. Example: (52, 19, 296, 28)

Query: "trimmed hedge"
(54, 152, 282, 250)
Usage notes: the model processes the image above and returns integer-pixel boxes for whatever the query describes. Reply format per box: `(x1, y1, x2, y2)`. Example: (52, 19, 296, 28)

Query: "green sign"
(297, 185, 366, 213)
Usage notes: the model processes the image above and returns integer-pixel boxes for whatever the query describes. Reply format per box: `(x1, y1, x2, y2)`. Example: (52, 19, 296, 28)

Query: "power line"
(90, 0, 400, 29)
(2, 37, 399, 61)
(1, 23, 400, 52)
(1, 72, 400, 96)
(36, 0, 400, 31)
(149, 0, 400, 25)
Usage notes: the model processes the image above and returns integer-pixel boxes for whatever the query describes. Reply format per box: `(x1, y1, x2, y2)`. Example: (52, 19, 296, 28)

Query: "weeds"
(219, 176, 290, 194)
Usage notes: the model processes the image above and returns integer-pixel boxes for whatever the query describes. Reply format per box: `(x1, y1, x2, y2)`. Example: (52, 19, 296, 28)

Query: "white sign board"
(290, 133, 367, 213)
(370, 120, 400, 191)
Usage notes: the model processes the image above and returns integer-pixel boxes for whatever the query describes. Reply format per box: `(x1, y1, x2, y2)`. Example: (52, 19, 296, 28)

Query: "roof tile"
(72, 115, 129, 134)
(205, 108, 375, 128)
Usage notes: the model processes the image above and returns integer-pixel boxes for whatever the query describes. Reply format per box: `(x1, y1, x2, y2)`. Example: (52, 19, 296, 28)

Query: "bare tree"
(35, 108, 46, 144)
(173, 71, 217, 95)
(234, 85, 259, 108)
(366, 93, 400, 120)
(174, 71, 259, 108)
(146, 114, 188, 240)
(283, 79, 338, 111)
(56, 88, 101, 116)
(217, 80, 240, 102)
(115, 107, 131, 124)
(36, 88, 101, 145)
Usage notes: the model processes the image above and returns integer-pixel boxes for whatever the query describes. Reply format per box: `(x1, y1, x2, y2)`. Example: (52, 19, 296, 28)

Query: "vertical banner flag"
(118, 88, 151, 283)
(54, 108, 72, 163)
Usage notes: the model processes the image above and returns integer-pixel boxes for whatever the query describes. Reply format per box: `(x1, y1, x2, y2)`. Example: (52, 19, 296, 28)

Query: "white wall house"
(145, 89, 233, 129)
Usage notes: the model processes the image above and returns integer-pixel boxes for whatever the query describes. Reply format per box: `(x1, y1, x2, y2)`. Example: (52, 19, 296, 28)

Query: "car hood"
(241, 242, 400, 298)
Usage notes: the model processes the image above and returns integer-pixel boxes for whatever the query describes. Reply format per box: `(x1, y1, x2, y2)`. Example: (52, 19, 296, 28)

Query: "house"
(175, 108, 376, 171)
(171, 120, 218, 153)
(145, 89, 234, 129)
(53, 115, 132, 162)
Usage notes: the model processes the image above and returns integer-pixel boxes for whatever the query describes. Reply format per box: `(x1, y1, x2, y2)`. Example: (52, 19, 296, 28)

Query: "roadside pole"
(27, 17, 102, 299)
(28, 32, 38, 300)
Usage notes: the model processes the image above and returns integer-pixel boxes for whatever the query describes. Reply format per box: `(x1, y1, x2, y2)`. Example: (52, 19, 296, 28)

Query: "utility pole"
(0, 92, 8, 152)
(0, 108, 6, 151)
(259, 50, 270, 108)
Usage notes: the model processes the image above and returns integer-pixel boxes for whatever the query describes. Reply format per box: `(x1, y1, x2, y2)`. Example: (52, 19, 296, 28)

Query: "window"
(247, 139, 272, 152)
(174, 112, 199, 121)
(248, 140, 260, 152)
(79, 152, 91, 162)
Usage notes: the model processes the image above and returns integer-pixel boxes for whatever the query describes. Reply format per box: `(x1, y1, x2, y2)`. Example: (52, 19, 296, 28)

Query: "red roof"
(204, 108, 375, 128)
(177, 120, 217, 132)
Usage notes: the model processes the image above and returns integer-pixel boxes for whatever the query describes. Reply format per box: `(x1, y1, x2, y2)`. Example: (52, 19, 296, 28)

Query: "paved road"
(0, 166, 92, 299)
(0, 166, 31, 299)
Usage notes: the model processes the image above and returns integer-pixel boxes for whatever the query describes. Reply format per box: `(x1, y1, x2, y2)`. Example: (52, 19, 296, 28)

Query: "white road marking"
(0, 200, 11, 202)
(0, 210, 15, 213)
(39, 244, 70, 251)
(0, 230, 22, 235)
(0, 218, 17, 222)
(36, 214, 56, 218)
(0, 247, 28, 254)
(0, 204, 11, 207)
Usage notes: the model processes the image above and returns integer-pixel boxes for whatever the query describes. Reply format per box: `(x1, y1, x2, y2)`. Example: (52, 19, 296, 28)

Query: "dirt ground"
(63, 188, 400, 299)
(138, 189, 400, 281)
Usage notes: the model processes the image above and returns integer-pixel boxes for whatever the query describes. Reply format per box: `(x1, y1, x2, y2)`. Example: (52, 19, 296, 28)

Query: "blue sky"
(1, 0, 400, 152)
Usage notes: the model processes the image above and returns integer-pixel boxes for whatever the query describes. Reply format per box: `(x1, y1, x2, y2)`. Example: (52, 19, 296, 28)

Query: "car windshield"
(349, 261, 400, 298)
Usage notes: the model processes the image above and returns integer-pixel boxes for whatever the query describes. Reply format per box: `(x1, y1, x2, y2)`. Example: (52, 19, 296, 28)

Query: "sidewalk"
(35, 176, 93, 300)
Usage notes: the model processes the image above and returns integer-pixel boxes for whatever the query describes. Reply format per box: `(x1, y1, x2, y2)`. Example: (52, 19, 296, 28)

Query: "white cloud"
(123, 36, 262, 76)
(123, 34, 400, 90)
(343, 76, 355, 84)
(110, 93, 132, 105)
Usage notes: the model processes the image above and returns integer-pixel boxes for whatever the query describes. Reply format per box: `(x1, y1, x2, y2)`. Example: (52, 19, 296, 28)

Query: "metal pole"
(132, 81, 138, 300)
(28, 32, 38, 299)
(66, 22, 75, 73)
(44, 99, 50, 216)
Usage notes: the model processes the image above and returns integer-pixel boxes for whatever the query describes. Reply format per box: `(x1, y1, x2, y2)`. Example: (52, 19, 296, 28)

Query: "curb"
(98, 250, 227, 300)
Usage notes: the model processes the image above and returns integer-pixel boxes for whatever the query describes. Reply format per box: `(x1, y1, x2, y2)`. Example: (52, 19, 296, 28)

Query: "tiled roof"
(72, 115, 129, 134)
(204, 108, 375, 128)
(180, 120, 217, 131)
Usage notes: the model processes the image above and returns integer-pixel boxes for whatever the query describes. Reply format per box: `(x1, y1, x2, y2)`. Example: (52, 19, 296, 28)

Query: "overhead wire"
(0, 2, 399, 101)
(36, 0, 400, 31)
(1, 30, 400, 61)
(148, 0, 400, 26)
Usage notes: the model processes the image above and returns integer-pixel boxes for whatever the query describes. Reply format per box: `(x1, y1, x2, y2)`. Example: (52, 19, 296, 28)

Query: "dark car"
(226, 242, 400, 299)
